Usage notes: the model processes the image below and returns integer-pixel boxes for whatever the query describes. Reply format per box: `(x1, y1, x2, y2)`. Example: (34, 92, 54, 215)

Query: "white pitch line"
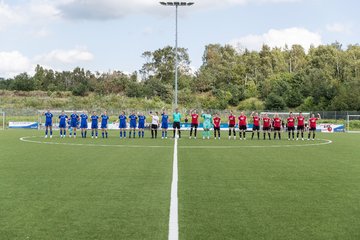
(168, 137, 179, 240)
(19, 136, 332, 149)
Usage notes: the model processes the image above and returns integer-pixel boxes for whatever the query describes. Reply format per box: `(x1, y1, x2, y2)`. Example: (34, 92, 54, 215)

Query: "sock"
(151, 130, 154, 138)
(301, 132, 304, 138)
(297, 132, 299, 138)
(274, 133, 276, 139)
(124, 131, 126, 137)
(82, 132, 84, 138)
(142, 131, 144, 138)
(218, 130, 220, 138)
(64, 130, 66, 136)
(138, 131, 141, 137)
(74, 132, 76, 136)
(194, 128, 197, 137)
(60, 130, 62, 136)
(165, 131, 167, 138)
(92, 131, 94, 137)
(313, 133, 315, 139)
(45, 130, 48, 135)
(268, 133, 271, 139)
(279, 133, 281, 140)
(244, 132, 246, 138)
(292, 132, 294, 139)
(239, 132, 242, 138)
(173, 129, 176, 138)
(120, 131, 122, 137)
(233, 129, 236, 136)
(257, 132, 260, 139)
(252, 132, 254, 139)
(96, 131, 98, 137)
(102, 132, 104, 138)
(179, 130, 181, 138)
(162, 131, 164, 138)
(308, 133, 310, 139)
(263, 132, 266, 139)
(133, 131, 135, 138)
(50, 130, 52, 136)
(155, 130, 157, 138)
(190, 128, 193, 137)
(288, 132, 290, 139)
(106, 132, 108, 138)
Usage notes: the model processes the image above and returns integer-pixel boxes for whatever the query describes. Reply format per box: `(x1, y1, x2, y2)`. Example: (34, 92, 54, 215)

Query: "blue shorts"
(101, 124, 107, 129)
(161, 123, 168, 129)
(71, 122, 77, 128)
(59, 123, 66, 128)
(80, 123, 88, 129)
(91, 124, 98, 129)
(45, 121, 52, 127)
(119, 122, 127, 129)
(138, 123, 145, 129)
(130, 122, 136, 128)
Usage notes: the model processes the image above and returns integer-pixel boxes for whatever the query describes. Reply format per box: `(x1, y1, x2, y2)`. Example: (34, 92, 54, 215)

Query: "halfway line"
(168, 136, 179, 240)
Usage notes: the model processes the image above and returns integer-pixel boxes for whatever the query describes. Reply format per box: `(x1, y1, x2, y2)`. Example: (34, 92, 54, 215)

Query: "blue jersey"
(138, 115, 146, 128)
(161, 114, 169, 128)
(119, 115, 127, 128)
(45, 112, 53, 122)
(58, 114, 67, 127)
(91, 115, 99, 128)
(129, 114, 137, 128)
(70, 114, 79, 127)
(80, 114, 88, 124)
(80, 114, 88, 128)
(101, 115, 109, 128)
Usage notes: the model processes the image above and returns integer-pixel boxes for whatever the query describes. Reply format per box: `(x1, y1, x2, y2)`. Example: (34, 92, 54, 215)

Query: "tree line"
(0, 43, 359, 111)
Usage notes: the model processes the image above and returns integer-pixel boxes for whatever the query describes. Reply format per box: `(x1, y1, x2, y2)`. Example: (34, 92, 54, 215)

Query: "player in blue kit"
(44, 109, 53, 138)
(118, 111, 127, 138)
(129, 111, 137, 138)
(58, 111, 68, 138)
(161, 110, 169, 139)
(101, 111, 109, 138)
(80, 111, 88, 138)
(138, 112, 146, 138)
(90, 111, 99, 138)
(70, 111, 79, 138)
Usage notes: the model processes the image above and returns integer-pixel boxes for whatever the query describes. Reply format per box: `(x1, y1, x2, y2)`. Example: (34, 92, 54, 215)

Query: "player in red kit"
(262, 113, 271, 140)
(238, 112, 247, 140)
(296, 112, 305, 140)
(287, 112, 296, 140)
(213, 113, 221, 139)
(250, 112, 260, 140)
(308, 113, 321, 140)
(228, 111, 236, 140)
(273, 113, 282, 140)
(189, 109, 199, 139)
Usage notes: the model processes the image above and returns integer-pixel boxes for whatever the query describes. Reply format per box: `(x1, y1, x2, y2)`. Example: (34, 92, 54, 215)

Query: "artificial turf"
(1, 130, 359, 240)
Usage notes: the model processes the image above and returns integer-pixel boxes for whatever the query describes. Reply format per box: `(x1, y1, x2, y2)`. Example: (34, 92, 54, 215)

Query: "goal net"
(346, 115, 360, 133)
(0, 111, 5, 130)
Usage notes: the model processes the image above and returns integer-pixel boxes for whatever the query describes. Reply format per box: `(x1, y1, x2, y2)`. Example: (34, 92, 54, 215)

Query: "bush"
(237, 98, 264, 111)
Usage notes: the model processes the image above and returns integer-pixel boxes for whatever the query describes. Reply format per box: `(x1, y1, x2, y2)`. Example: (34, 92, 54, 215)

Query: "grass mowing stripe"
(168, 137, 179, 240)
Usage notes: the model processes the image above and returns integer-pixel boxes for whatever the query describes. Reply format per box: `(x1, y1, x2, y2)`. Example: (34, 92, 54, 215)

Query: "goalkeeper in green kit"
(201, 110, 212, 140)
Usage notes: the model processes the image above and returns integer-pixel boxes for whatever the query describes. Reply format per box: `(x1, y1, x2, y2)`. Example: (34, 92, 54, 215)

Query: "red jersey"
(228, 115, 236, 125)
(297, 116, 305, 126)
(287, 117, 295, 127)
(191, 113, 199, 124)
(273, 118, 281, 128)
(213, 117, 221, 128)
(309, 117, 318, 128)
(253, 116, 260, 126)
(263, 117, 271, 128)
(238, 115, 247, 126)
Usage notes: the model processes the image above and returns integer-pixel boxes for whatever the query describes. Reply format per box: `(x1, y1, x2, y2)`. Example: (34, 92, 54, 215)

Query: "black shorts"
(239, 125, 247, 130)
(274, 127, 281, 131)
(151, 124, 158, 129)
(214, 127, 220, 131)
(287, 126, 295, 131)
(253, 125, 260, 131)
(173, 122, 180, 129)
(310, 127, 316, 131)
(191, 123, 198, 128)
(263, 126, 270, 131)
(297, 125, 304, 131)
(229, 124, 235, 128)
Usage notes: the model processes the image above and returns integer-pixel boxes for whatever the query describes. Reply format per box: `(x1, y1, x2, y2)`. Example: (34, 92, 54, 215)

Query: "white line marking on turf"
(168, 137, 179, 240)
(19, 136, 332, 149)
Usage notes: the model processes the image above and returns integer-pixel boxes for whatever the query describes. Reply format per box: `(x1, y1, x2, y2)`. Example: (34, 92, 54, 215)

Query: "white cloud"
(230, 27, 322, 52)
(35, 48, 94, 64)
(0, 2, 23, 30)
(0, 51, 32, 78)
(326, 23, 352, 34)
(56, 0, 300, 20)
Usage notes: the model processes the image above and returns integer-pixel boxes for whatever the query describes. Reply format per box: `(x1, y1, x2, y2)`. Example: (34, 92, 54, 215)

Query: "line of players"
(43, 109, 321, 141)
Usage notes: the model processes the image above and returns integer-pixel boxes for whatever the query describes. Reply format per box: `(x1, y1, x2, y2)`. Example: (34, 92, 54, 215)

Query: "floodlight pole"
(160, 2, 194, 108)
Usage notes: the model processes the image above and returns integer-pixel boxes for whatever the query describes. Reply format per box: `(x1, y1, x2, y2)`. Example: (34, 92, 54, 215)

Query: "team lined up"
(43, 109, 321, 140)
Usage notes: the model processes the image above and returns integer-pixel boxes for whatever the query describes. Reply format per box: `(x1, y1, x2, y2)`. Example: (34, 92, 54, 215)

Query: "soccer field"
(1, 130, 360, 240)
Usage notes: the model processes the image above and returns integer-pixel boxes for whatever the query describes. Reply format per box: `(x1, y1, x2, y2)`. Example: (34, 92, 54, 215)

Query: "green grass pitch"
(1, 130, 360, 240)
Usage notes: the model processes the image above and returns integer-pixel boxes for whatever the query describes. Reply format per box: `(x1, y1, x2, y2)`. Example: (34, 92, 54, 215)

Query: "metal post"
(175, 5, 178, 107)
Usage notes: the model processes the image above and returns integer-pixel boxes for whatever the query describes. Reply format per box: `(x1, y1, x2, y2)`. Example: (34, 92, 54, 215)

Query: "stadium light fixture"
(160, 1, 194, 108)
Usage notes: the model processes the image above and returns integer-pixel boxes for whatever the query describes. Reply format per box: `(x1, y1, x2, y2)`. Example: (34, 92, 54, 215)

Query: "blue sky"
(0, 0, 359, 78)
